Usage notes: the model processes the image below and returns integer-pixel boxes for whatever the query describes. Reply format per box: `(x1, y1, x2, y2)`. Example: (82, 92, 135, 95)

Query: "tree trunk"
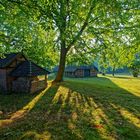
(112, 67, 115, 77)
(132, 71, 138, 77)
(53, 47, 67, 83)
(102, 72, 105, 76)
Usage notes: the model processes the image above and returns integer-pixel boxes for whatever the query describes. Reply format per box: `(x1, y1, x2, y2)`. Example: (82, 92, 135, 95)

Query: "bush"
(129, 60, 140, 77)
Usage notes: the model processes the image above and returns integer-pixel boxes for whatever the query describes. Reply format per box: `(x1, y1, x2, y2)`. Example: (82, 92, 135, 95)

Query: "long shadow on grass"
(62, 77, 140, 139)
(0, 85, 53, 128)
(0, 78, 140, 140)
(0, 93, 36, 120)
(0, 84, 63, 140)
(19, 78, 140, 140)
(19, 84, 101, 140)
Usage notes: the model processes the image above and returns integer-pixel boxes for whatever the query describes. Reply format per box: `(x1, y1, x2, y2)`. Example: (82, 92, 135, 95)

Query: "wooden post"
(45, 75, 47, 86)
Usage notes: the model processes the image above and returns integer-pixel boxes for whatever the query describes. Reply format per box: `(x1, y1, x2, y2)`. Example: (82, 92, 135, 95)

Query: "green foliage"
(0, 1, 59, 69)
(129, 55, 140, 77)
(98, 45, 139, 74)
(0, 0, 140, 74)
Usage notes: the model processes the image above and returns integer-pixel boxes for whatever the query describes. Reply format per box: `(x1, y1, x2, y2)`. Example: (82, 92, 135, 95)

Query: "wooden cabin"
(0, 53, 50, 93)
(64, 65, 98, 78)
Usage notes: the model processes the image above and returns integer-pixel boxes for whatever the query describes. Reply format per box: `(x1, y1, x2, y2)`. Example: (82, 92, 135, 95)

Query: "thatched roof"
(10, 60, 50, 77)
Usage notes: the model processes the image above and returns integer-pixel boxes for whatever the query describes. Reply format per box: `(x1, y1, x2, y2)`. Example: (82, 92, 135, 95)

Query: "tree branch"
(66, 2, 95, 52)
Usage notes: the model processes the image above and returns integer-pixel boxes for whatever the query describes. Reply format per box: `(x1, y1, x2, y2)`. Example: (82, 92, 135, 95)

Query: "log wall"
(12, 77, 47, 93)
(30, 80, 47, 94)
(0, 69, 7, 92)
(90, 69, 97, 77)
(12, 77, 30, 93)
(75, 69, 84, 77)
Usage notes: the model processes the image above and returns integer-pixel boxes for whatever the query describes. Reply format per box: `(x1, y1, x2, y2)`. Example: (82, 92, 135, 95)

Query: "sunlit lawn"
(0, 75, 140, 140)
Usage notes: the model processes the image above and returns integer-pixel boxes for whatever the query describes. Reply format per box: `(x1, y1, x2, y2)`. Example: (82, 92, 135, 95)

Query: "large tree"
(1, 0, 140, 82)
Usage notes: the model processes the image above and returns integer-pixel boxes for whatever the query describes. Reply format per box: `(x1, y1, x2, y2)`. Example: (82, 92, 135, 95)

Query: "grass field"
(0, 75, 140, 140)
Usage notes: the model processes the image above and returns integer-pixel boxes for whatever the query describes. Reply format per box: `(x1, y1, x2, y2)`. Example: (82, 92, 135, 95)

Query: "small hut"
(64, 65, 98, 78)
(0, 53, 50, 93)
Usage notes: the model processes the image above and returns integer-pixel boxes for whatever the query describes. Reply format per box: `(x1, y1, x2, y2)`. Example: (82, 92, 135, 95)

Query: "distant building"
(0, 53, 50, 93)
(64, 65, 98, 78)
(53, 66, 59, 73)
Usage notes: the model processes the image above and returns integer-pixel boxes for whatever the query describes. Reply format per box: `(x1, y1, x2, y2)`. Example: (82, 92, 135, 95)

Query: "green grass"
(0, 75, 140, 140)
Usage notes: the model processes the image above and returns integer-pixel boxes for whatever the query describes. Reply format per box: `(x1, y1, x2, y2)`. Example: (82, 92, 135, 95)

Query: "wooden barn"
(64, 65, 98, 78)
(0, 53, 50, 94)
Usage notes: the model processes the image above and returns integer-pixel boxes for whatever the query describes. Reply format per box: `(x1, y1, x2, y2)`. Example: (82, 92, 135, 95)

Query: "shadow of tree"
(62, 78, 140, 139)
(0, 93, 37, 119)
(0, 85, 60, 139)
(0, 77, 140, 140)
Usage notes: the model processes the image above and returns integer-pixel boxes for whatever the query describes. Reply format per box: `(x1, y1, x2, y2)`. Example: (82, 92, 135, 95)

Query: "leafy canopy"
(0, 0, 140, 69)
